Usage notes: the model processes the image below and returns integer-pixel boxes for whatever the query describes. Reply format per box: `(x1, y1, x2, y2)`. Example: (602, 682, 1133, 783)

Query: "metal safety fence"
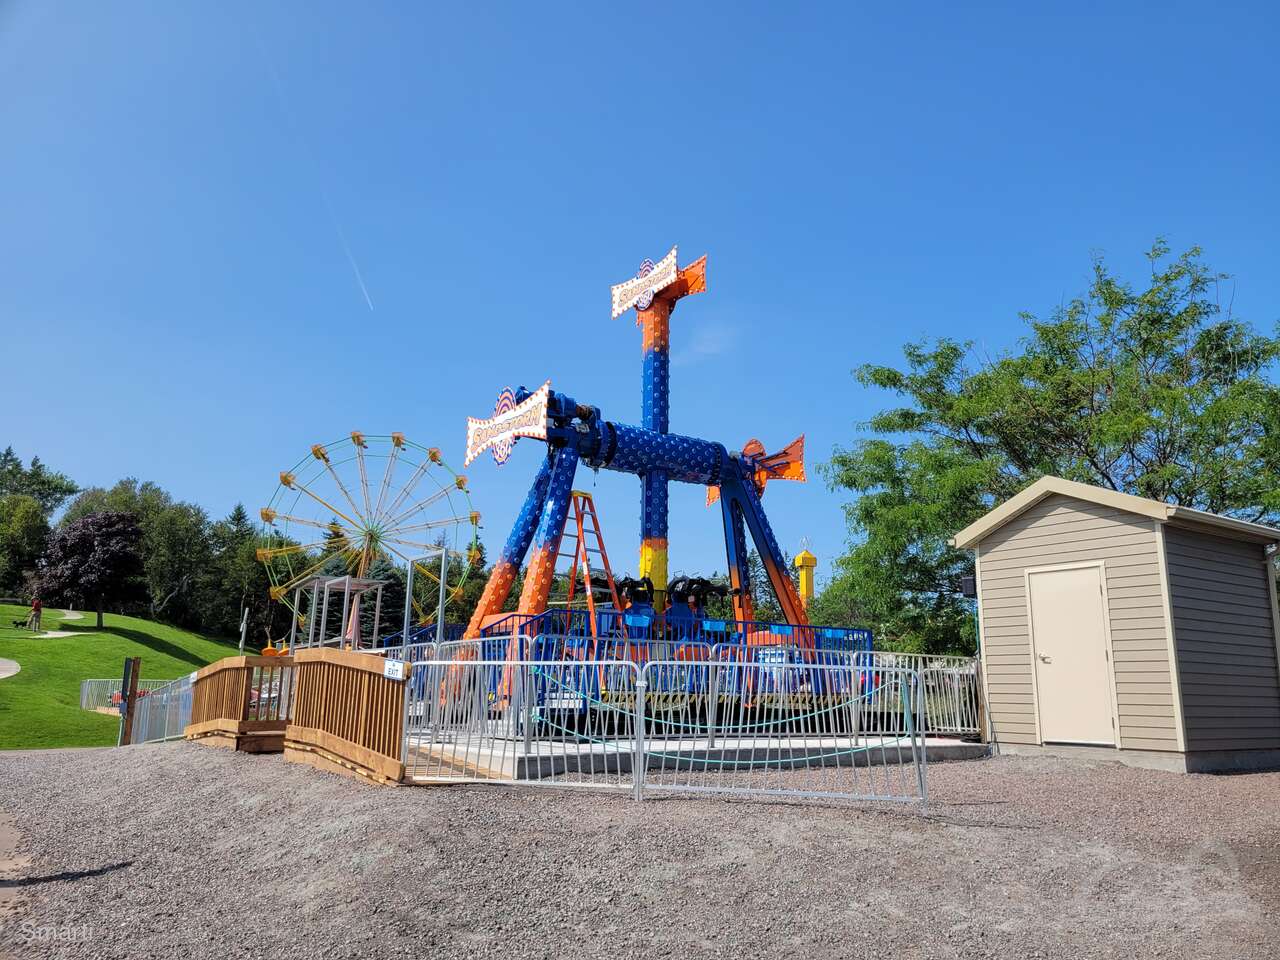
(80, 677, 175, 712)
(376, 641, 438, 663)
(477, 610, 873, 658)
(921, 665, 981, 736)
(428, 636, 981, 739)
(123, 673, 196, 745)
(402, 659, 640, 787)
(640, 661, 925, 803)
(401, 658, 926, 805)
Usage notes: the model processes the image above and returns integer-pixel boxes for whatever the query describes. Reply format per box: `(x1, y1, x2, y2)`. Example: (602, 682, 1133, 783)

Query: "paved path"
(27, 609, 85, 639)
(0, 658, 19, 680)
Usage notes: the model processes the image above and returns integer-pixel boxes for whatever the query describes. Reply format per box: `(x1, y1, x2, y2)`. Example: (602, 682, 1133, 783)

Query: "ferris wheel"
(257, 432, 481, 635)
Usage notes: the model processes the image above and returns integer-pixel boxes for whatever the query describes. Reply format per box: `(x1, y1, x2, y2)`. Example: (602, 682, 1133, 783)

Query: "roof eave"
(948, 475, 1280, 549)
(1165, 506, 1280, 545)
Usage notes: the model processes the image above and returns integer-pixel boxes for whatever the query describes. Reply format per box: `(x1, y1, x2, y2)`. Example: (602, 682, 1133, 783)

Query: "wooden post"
(239, 664, 254, 724)
(118, 656, 142, 746)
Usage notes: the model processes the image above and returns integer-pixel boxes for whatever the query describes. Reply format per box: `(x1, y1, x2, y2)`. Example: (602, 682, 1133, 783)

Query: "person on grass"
(26, 596, 41, 631)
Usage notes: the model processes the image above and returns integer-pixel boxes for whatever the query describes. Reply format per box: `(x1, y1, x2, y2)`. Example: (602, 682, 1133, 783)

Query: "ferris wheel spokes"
(280, 471, 361, 529)
(310, 444, 367, 526)
(261, 433, 480, 649)
(381, 453, 445, 525)
(372, 434, 403, 520)
(351, 432, 374, 520)
(382, 484, 455, 530)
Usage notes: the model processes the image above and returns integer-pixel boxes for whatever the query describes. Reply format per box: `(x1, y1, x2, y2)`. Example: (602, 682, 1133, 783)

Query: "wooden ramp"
(404, 741, 512, 781)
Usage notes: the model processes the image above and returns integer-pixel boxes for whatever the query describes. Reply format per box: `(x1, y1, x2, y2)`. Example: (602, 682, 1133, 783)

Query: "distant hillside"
(0, 605, 239, 750)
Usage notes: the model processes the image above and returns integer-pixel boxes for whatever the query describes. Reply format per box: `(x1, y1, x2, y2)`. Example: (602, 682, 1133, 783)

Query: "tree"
(0, 495, 49, 593)
(61, 479, 216, 627)
(61, 478, 171, 530)
(38, 512, 143, 628)
(0, 447, 77, 516)
(822, 242, 1280, 655)
(143, 502, 210, 621)
(198, 505, 295, 646)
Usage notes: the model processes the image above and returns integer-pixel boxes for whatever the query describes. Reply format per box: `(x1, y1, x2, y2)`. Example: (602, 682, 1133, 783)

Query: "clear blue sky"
(3, 2, 1278, 585)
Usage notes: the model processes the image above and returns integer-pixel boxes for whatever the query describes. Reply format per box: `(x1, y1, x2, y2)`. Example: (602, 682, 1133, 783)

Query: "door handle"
(1037, 653, 1051, 663)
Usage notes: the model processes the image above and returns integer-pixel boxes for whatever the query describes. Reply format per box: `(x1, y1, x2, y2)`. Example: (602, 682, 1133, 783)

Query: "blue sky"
(2, 2, 1278, 586)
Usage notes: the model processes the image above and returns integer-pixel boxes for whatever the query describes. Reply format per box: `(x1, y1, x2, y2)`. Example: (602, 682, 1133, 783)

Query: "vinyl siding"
(977, 494, 1176, 749)
(1164, 525, 1280, 751)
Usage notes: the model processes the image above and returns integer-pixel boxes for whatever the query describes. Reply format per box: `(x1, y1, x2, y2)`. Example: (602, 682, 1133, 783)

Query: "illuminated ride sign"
(610, 245, 679, 319)
(464, 381, 552, 467)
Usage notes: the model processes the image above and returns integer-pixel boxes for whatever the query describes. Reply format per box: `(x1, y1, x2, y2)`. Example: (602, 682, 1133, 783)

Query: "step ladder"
(555, 491, 623, 637)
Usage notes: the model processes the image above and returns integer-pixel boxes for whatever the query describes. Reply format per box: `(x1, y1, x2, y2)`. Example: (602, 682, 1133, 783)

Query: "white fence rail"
(921, 666, 981, 736)
(122, 673, 196, 745)
(377, 641, 437, 663)
(403, 659, 640, 788)
(426, 639, 982, 739)
(401, 658, 927, 805)
(640, 661, 926, 803)
(79, 678, 173, 712)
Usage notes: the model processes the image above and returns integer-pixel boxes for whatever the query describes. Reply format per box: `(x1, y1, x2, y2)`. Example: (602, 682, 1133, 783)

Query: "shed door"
(1028, 566, 1115, 745)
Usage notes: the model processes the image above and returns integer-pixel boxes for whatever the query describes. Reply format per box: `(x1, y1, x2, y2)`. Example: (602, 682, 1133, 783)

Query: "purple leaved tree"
(38, 512, 143, 628)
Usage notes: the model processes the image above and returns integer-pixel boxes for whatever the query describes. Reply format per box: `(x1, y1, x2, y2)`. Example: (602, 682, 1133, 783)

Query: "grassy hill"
(0, 604, 240, 750)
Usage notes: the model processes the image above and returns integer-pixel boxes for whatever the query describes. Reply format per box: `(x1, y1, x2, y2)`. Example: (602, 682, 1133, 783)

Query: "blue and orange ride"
(386, 247, 880, 720)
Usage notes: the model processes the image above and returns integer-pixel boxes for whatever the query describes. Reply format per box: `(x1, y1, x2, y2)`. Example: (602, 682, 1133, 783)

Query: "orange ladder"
(556, 491, 623, 636)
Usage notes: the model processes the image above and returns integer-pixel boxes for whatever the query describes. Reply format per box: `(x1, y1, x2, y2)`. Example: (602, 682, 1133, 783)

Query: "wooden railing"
(184, 656, 295, 753)
(283, 648, 408, 785)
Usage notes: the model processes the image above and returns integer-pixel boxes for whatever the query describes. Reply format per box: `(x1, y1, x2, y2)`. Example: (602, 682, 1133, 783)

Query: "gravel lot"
(1, 744, 1277, 959)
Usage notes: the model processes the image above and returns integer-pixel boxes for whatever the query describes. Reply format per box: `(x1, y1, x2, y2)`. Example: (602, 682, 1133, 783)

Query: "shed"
(951, 476, 1280, 772)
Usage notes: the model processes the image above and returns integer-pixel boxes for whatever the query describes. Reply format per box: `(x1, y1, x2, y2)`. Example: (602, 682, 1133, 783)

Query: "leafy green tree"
(0, 495, 50, 593)
(0, 447, 77, 516)
(822, 242, 1280, 655)
(199, 506, 297, 646)
(143, 502, 210, 622)
(38, 512, 144, 627)
(62, 479, 218, 627)
(61, 478, 171, 530)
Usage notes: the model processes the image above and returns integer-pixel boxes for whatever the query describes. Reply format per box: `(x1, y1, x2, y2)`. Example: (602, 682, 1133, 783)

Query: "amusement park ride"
(257, 433, 481, 650)
(257, 246, 868, 660)
(462, 247, 815, 642)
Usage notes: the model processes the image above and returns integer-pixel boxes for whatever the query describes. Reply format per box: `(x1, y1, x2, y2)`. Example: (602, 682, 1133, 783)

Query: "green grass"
(0, 604, 240, 750)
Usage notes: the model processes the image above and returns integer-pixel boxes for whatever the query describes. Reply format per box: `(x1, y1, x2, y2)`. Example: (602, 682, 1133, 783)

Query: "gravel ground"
(1, 744, 1278, 960)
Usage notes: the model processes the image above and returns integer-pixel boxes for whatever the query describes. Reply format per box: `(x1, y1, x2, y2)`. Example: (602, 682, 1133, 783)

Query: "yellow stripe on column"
(640, 538, 669, 608)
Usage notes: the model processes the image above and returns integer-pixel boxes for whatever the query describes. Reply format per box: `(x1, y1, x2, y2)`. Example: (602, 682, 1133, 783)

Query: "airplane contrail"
(250, 22, 374, 312)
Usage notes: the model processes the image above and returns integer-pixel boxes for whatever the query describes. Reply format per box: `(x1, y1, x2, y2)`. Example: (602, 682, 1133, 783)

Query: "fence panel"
(376, 641, 437, 663)
(125, 674, 196, 744)
(639, 661, 926, 804)
(402, 658, 925, 805)
(80, 678, 170, 713)
(402, 659, 639, 790)
(921, 666, 980, 736)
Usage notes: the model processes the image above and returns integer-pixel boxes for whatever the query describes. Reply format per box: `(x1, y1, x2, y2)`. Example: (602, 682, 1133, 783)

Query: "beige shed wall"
(978, 493, 1178, 751)
(1163, 525, 1280, 751)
